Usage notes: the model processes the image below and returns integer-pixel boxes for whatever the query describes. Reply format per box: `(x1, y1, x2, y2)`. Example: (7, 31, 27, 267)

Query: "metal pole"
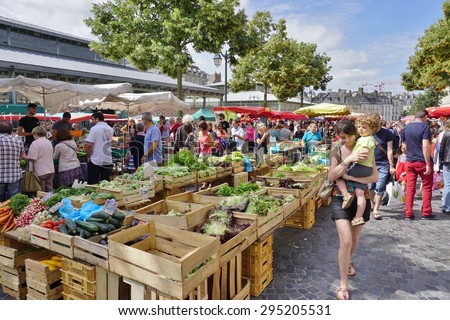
(224, 51, 228, 107)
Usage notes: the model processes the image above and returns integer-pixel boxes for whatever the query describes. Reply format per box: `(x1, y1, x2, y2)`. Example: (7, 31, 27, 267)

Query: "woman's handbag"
(22, 165, 42, 193)
(319, 178, 335, 200)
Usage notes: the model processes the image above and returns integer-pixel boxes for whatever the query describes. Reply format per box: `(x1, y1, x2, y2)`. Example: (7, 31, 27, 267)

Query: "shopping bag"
(22, 168, 42, 193)
(432, 171, 444, 191)
(319, 179, 335, 200)
(386, 179, 404, 207)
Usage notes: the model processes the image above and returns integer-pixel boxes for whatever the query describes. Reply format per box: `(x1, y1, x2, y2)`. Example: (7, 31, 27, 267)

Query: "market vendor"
(52, 112, 72, 144)
(302, 122, 323, 154)
(17, 103, 40, 149)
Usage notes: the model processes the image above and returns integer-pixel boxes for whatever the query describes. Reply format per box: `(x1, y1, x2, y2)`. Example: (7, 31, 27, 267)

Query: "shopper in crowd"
(215, 122, 230, 156)
(85, 112, 114, 184)
(158, 115, 170, 141)
(0, 121, 24, 201)
(270, 124, 282, 143)
(183, 122, 197, 154)
(245, 121, 255, 152)
(302, 122, 323, 154)
(174, 115, 194, 152)
(17, 103, 41, 149)
(170, 117, 182, 141)
(402, 109, 435, 220)
(369, 113, 395, 220)
(53, 128, 83, 187)
(231, 120, 245, 151)
(127, 122, 145, 171)
(280, 121, 292, 141)
(439, 119, 450, 215)
(255, 123, 269, 166)
(27, 126, 55, 192)
(294, 125, 304, 140)
(52, 112, 72, 144)
(141, 112, 162, 165)
(198, 121, 213, 157)
(328, 120, 378, 300)
(217, 113, 231, 135)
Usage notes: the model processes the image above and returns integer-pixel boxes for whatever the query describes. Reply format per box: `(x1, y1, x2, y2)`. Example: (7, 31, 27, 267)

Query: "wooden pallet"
(25, 258, 63, 300)
(108, 221, 220, 300)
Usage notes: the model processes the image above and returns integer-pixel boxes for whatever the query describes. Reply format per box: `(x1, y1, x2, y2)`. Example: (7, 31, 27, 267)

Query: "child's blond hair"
(356, 114, 381, 132)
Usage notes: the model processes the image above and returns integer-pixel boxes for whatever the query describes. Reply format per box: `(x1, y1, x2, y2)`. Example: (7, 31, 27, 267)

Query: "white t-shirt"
(27, 137, 55, 176)
(231, 126, 245, 150)
(54, 140, 81, 172)
(86, 122, 113, 166)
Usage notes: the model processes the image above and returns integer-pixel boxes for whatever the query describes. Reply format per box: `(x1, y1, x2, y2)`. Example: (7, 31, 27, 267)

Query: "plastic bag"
(386, 180, 404, 207)
(244, 156, 253, 173)
(58, 198, 102, 221)
(432, 172, 444, 191)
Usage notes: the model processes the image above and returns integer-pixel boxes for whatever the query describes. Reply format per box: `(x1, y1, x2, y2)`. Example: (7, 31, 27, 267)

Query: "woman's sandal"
(351, 217, 365, 227)
(373, 212, 382, 220)
(348, 263, 356, 277)
(336, 287, 350, 300)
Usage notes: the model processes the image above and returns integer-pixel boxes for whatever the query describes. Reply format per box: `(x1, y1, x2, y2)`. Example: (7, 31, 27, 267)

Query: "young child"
(336, 114, 380, 226)
(395, 144, 407, 198)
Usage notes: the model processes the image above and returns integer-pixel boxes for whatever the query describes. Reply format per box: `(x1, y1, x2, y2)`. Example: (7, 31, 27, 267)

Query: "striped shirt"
(0, 134, 24, 183)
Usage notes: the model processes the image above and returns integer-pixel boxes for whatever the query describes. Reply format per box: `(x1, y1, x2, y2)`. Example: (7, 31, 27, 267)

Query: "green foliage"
(402, 1, 450, 93)
(408, 88, 445, 115)
(85, 0, 247, 99)
(9, 194, 30, 214)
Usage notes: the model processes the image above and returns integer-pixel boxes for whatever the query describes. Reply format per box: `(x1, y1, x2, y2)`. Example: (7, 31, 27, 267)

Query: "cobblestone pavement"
(253, 191, 450, 300)
(1, 193, 449, 301)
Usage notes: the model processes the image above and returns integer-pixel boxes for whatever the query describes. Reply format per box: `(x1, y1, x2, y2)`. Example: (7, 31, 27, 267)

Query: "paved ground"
(253, 191, 450, 300)
(1, 191, 449, 301)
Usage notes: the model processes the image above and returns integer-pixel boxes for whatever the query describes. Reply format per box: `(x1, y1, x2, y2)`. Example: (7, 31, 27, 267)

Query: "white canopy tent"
(0, 75, 133, 114)
(79, 91, 191, 116)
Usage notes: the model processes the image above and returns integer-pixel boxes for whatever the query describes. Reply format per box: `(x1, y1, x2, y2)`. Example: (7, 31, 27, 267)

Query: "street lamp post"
(213, 51, 228, 106)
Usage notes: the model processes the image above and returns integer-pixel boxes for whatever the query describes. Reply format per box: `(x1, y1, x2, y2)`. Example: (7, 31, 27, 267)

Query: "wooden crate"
(1, 265, 27, 300)
(196, 171, 217, 184)
(283, 199, 316, 229)
(242, 234, 273, 277)
(233, 172, 248, 187)
(315, 197, 322, 209)
(61, 258, 97, 299)
(108, 221, 220, 300)
(271, 170, 322, 182)
(49, 231, 75, 258)
(0, 244, 50, 268)
(232, 277, 250, 300)
(134, 199, 214, 230)
(249, 164, 271, 181)
(25, 257, 63, 300)
(215, 167, 232, 178)
(266, 188, 301, 218)
(121, 277, 208, 300)
(100, 186, 146, 206)
(95, 267, 131, 300)
(120, 199, 152, 211)
(242, 235, 273, 297)
(192, 183, 266, 206)
(231, 161, 244, 168)
(209, 247, 248, 300)
(157, 172, 196, 190)
(30, 225, 51, 250)
(232, 166, 245, 174)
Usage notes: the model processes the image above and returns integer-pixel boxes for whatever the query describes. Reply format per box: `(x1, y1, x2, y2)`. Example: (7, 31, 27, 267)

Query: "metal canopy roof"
(0, 45, 221, 97)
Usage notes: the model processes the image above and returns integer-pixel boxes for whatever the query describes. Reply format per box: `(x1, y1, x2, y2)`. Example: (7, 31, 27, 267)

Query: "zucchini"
(86, 217, 108, 223)
(91, 211, 111, 220)
(77, 228, 87, 239)
(64, 218, 77, 235)
(87, 221, 111, 234)
(112, 211, 126, 221)
(58, 224, 69, 235)
(104, 223, 117, 232)
(108, 217, 121, 228)
(75, 220, 99, 233)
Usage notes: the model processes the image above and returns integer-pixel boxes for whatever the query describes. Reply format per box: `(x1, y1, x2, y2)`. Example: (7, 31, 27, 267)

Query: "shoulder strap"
(373, 133, 388, 155)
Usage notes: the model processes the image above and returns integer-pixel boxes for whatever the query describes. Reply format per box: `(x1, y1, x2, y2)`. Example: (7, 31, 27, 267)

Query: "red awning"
(427, 105, 450, 119)
(69, 113, 119, 123)
(272, 111, 308, 120)
(0, 114, 61, 122)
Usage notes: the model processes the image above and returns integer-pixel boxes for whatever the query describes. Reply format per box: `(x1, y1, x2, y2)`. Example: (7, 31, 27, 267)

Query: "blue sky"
(0, 0, 446, 93)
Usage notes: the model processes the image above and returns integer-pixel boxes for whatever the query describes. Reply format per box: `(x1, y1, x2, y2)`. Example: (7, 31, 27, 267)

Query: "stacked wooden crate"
(241, 234, 273, 297)
(233, 171, 248, 187)
(107, 221, 220, 300)
(61, 258, 97, 300)
(25, 257, 63, 300)
(0, 243, 49, 300)
(283, 196, 316, 229)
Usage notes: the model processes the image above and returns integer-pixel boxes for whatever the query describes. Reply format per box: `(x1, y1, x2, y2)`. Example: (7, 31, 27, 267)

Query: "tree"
(85, 0, 247, 99)
(402, 1, 450, 99)
(408, 88, 443, 115)
(229, 15, 332, 108)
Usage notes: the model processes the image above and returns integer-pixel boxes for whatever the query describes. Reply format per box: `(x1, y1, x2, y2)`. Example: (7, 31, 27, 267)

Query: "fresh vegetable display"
(39, 256, 63, 271)
(99, 180, 142, 191)
(279, 177, 308, 189)
(219, 196, 249, 212)
(245, 194, 283, 216)
(215, 182, 260, 197)
(43, 194, 64, 208)
(195, 209, 250, 244)
(0, 203, 16, 232)
(9, 193, 31, 214)
(154, 165, 191, 177)
(15, 199, 47, 228)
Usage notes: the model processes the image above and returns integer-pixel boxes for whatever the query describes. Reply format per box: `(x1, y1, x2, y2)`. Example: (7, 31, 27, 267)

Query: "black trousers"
(87, 161, 113, 184)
